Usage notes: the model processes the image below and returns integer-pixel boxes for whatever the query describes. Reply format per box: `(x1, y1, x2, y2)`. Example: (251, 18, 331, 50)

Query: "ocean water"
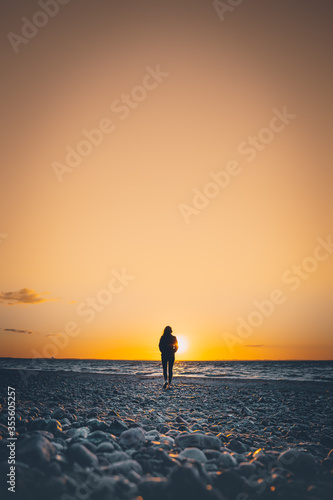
(0, 359, 332, 382)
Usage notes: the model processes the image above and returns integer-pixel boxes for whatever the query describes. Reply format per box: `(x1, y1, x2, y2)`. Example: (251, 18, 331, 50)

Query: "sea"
(0, 359, 332, 382)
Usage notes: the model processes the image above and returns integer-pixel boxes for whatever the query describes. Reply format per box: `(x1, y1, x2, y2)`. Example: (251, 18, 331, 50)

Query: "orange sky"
(1, 0, 333, 361)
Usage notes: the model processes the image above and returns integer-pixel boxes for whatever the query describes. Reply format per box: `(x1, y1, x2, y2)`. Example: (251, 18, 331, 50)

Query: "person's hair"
(163, 326, 172, 335)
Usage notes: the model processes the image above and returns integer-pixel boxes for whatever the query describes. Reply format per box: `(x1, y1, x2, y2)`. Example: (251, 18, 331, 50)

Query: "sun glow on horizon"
(176, 335, 189, 355)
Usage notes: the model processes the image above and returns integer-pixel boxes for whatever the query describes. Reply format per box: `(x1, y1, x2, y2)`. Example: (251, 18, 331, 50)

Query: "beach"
(0, 369, 332, 500)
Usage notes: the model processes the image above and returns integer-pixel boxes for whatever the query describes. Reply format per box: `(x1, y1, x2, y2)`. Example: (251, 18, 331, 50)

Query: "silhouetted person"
(159, 326, 178, 389)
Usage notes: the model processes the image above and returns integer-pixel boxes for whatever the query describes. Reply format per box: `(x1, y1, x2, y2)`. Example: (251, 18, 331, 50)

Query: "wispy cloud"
(45, 333, 62, 337)
(3, 328, 37, 335)
(0, 288, 60, 306)
(244, 344, 265, 348)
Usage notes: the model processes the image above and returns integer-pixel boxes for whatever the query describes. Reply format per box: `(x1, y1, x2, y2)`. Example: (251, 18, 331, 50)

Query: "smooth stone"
(146, 430, 160, 441)
(191, 424, 204, 431)
(68, 443, 98, 467)
(60, 418, 71, 426)
(228, 439, 248, 454)
(175, 433, 221, 450)
(45, 419, 63, 435)
(66, 427, 90, 440)
(109, 419, 128, 436)
(104, 451, 130, 463)
(138, 477, 168, 500)
(17, 434, 55, 467)
(107, 459, 143, 476)
(119, 427, 146, 449)
(322, 458, 333, 471)
(278, 448, 316, 477)
(86, 418, 109, 431)
(96, 442, 115, 453)
(179, 447, 208, 463)
(29, 418, 47, 431)
(90, 476, 117, 497)
(236, 462, 257, 477)
(215, 470, 246, 499)
(217, 452, 237, 468)
(52, 408, 65, 419)
(167, 463, 219, 500)
(321, 435, 333, 448)
(88, 430, 113, 445)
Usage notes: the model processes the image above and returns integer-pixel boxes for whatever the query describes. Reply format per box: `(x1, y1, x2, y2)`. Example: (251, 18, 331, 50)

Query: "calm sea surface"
(0, 359, 332, 382)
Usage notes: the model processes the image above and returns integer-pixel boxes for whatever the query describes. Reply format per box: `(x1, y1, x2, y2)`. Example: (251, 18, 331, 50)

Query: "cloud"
(244, 344, 265, 348)
(45, 333, 62, 337)
(0, 288, 59, 306)
(4, 328, 37, 335)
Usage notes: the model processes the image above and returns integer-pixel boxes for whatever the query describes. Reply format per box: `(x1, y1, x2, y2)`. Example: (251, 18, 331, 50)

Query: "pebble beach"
(0, 369, 332, 500)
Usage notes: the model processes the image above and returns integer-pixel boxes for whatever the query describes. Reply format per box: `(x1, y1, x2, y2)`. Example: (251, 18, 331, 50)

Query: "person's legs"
(162, 355, 168, 383)
(168, 356, 174, 384)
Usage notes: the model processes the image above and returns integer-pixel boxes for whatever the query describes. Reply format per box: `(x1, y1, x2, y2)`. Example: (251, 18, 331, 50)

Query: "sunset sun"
(177, 335, 189, 354)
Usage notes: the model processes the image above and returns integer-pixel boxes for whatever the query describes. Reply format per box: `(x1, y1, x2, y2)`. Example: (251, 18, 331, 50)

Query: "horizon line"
(1, 357, 332, 362)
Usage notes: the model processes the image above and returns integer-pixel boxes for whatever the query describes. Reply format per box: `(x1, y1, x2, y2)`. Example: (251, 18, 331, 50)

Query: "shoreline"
(1, 367, 333, 388)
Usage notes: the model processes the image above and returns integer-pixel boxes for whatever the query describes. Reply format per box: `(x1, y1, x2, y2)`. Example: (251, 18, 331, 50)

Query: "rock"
(41, 475, 68, 496)
(66, 427, 90, 440)
(205, 450, 222, 460)
(236, 461, 256, 477)
(88, 430, 113, 445)
(68, 443, 98, 467)
(175, 433, 221, 450)
(52, 408, 65, 419)
(321, 435, 333, 448)
(321, 458, 333, 472)
(176, 415, 189, 424)
(45, 419, 63, 436)
(138, 477, 168, 500)
(90, 477, 117, 499)
(119, 427, 146, 449)
(29, 418, 47, 431)
(146, 429, 160, 441)
(96, 442, 115, 453)
(179, 447, 208, 463)
(156, 447, 180, 466)
(215, 470, 246, 499)
(167, 463, 220, 500)
(107, 459, 143, 476)
(228, 439, 247, 453)
(278, 448, 316, 477)
(104, 451, 130, 463)
(191, 424, 204, 431)
(109, 419, 128, 436)
(242, 406, 253, 416)
(86, 418, 109, 431)
(17, 434, 55, 467)
(157, 424, 170, 434)
(217, 452, 237, 468)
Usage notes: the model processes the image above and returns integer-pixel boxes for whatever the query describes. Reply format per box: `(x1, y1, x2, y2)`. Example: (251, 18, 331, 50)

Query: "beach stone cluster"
(0, 371, 332, 499)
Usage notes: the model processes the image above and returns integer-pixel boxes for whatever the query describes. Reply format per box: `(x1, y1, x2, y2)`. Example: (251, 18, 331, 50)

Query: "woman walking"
(159, 326, 178, 389)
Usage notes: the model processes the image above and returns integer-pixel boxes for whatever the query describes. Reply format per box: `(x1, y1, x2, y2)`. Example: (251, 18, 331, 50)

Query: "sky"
(1, 0, 333, 361)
